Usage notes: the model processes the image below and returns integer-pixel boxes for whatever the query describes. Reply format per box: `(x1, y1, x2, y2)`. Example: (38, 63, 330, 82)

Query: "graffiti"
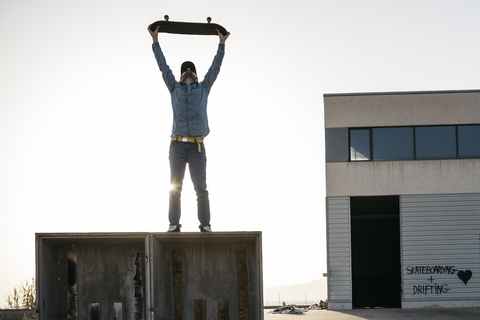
(457, 270, 472, 285)
(406, 266, 457, 275)
(406, 266, 473, 295)
(413, 284, 450, 295)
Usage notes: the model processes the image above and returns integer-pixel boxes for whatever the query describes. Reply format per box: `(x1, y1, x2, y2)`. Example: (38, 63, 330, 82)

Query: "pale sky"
(2, 0, 480, 305)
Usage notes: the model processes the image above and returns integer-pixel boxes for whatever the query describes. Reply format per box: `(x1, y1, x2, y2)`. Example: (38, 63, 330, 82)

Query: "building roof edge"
(323, 89, 480, 98)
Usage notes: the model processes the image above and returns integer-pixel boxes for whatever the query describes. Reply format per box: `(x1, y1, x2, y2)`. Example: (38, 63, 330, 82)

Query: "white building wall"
(326, 197, 352, 310)
(324, 91, 480, 129)
(326, 159, 480, 197)
(401, 194, 480, 308)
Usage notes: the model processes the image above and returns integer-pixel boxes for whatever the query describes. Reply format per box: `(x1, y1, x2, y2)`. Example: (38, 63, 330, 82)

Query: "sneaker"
(200, 225, 212, 232)
(168, 224, 181, 232)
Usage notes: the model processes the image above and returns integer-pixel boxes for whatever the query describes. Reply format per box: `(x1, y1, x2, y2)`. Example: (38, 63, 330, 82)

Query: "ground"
(264, 308, 480, 320)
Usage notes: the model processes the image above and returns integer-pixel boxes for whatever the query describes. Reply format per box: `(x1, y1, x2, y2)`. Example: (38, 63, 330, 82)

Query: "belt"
(171, 136, 204, 152)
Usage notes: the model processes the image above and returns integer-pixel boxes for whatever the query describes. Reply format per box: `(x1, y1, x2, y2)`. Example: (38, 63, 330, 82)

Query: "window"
(349, 124, 480, 162)
(458, 125, 480, 158)
(415, 126, 456, 160)
(372, 127, 414, 160)
(350, 129, 370, 161)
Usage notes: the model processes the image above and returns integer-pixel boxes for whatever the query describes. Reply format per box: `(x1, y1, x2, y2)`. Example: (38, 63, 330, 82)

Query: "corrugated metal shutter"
(327, 197, 351, 303)
(401, 194, 480, 301)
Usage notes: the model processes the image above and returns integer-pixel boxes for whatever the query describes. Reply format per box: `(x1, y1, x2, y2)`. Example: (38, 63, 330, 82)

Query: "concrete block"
(463, 301, 475, 308)
(37, 232, 263, 320)
(150, 232, 263, 320)
(2, 310, 14, 320)
(328, 302, 352, 310)
(403, 300, 480, 309)
(36, 233, 149, 320)
(0, 310, 35, 320)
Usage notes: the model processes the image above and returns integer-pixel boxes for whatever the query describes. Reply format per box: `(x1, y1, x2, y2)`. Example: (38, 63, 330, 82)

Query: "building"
(324, 90, 480, 310)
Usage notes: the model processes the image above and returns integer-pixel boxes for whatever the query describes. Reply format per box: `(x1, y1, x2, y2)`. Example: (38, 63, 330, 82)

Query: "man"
(148, 24, 230, 232)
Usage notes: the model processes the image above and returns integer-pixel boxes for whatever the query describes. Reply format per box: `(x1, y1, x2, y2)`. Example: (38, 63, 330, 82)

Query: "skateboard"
(149, 15, 228, 36)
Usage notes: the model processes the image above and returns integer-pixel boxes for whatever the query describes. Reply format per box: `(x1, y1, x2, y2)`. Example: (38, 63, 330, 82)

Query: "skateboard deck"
(149, 16, 228, 36)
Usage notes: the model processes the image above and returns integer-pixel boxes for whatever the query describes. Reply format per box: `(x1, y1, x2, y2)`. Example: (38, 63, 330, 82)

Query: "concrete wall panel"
(324, 91, 480, 129)
(36, 232, 263, 320)
(0, 310, 36, 320)
(326, 159, 480, 197)
(150, 232, 263, 320)
(36, 234, 148, 320)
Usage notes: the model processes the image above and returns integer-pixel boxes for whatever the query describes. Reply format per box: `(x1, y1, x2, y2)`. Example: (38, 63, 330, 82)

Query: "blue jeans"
(168, 140, 210, 227)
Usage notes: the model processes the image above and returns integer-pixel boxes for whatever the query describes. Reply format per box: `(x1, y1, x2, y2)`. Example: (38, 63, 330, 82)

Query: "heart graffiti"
(457, 270, 472, 285)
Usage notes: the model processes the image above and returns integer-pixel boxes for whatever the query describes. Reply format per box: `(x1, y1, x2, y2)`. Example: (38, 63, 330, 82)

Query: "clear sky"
(2, 0, 480, 305)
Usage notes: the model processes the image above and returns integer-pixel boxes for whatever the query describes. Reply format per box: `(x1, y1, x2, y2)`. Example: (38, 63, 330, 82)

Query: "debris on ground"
(272, 305, 304, 314)
(305, 300, 328, 310)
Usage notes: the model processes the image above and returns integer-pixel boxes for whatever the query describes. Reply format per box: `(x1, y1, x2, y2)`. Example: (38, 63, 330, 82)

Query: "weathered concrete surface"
(150, 232, 263, 320)
(0, 309, 36, 320)
(265, 308, 480, 319)
(326, 159, 480, 197)
(324, 91, 480, 129)
(36, 232, 263, 320)
(36, 233, 148, 320)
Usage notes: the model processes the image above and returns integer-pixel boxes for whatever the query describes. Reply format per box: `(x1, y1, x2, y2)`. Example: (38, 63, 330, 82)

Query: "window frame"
(349, 128, 372, 161)
(372, 126, 415, 161)
(414, 125, 458, 160)
(348, 124, 480, 162)
(457, 124, 480, 159)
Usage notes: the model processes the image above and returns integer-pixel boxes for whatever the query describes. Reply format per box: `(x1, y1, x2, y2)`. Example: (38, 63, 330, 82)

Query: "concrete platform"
(36, 233, 148, 319)
(36, 232, 263, 320)
(264, 308, 480, 319)
(149, 232, 263, 319)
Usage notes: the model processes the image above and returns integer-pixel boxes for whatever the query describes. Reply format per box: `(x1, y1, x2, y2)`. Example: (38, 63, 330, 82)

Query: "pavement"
(264, 308, 480, 319)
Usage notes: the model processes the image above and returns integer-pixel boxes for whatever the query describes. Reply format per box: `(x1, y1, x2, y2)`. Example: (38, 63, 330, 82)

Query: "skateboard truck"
(150, 15, 228, 36)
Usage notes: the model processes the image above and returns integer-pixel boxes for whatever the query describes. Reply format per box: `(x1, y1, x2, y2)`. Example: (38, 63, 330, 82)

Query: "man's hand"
(148, 24, 161, 42)
(216, 29, 230, 44)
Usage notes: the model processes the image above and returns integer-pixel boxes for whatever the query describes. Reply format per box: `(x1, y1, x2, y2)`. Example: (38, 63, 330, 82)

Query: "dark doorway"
(351, 196, 401, 308)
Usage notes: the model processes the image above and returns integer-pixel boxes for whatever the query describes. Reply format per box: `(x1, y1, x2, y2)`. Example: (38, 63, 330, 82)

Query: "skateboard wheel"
(207, 17, 212, 23)
(164, 15, 169, 21)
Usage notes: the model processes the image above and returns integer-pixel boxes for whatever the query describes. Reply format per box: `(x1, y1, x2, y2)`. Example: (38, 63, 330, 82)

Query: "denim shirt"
(152, 42, 225, 137)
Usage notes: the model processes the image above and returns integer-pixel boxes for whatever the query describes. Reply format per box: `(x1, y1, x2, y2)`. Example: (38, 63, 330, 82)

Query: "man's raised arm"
(148, 24, 177, 92)
(217, 29, 230, 44)
(202, 30, 231, 91)
(148, 24, 160, 43)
